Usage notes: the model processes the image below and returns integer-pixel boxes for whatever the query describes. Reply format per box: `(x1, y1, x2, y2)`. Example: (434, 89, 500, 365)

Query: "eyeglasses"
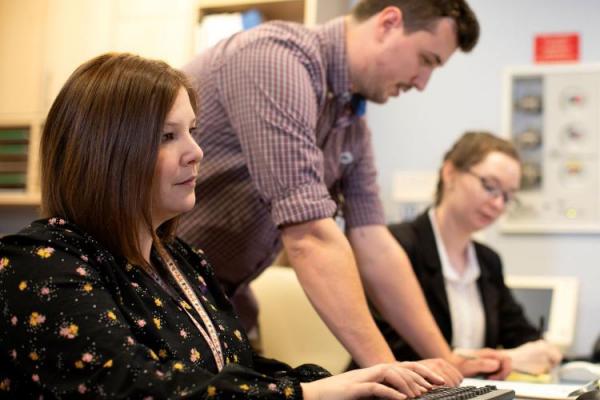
(465, 170, 519, 205)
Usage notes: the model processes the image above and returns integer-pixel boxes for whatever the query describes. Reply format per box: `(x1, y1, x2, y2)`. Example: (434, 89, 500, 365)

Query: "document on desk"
(462, 378, 580, 399)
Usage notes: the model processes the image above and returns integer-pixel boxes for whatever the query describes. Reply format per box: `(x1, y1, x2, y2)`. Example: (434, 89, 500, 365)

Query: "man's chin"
(366, 94, 389, 104)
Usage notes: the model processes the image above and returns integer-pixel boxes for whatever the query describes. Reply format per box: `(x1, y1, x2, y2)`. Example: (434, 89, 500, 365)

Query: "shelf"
(0, 192, 41, 206)
(198, 0, 304, 24)
(0, 116, 43, 206)
(199, 0, 296, 8)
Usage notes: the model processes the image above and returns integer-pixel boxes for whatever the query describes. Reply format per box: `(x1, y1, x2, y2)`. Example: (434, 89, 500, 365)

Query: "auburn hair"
(41, 53, 197, 266)
(434, 131, 520, 206)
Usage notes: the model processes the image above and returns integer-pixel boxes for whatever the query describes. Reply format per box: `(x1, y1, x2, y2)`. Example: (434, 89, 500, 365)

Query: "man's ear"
(375, 6, 404, 40)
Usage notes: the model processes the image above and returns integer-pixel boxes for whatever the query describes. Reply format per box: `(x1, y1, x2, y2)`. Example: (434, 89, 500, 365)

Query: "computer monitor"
(504, 275, 579, 351)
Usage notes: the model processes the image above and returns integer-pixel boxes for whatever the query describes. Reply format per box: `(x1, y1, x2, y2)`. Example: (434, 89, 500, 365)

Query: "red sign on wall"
(534, 33, 580, 63)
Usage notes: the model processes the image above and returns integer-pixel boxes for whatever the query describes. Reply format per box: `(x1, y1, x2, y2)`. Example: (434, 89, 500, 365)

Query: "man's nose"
(413, 68, 433, 91)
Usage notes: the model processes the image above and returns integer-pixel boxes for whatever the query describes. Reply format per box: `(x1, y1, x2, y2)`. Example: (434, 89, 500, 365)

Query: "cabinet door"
(42, 0, 115, 112)
(0, 0, 48, 116)
(113, 0, 197, 69)
(305, 0, 351, 26)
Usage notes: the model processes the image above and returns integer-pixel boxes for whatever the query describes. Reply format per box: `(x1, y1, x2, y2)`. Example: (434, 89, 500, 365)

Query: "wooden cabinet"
(0, 0, 112, 206)
(0, 0, 48, 118)
(111, 0, 198, 69)
(198, 0, 351, 27)
(0, 0, 46, 205)
(0, 0, 351, 206)
(0, 0, 197, 206)
(0, 118, 42, 206)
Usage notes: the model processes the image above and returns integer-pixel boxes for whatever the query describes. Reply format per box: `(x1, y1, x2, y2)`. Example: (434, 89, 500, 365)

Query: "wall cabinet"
(0, 0, 196, 206)
(0, 0, 350, 206)
(0, 0, 47, 118)
(198, 0, 351, 26)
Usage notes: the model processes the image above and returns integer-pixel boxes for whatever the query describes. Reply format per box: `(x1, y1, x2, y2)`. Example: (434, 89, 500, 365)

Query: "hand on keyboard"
(414, 358, 463, 387)
(300, 362, 439, 400)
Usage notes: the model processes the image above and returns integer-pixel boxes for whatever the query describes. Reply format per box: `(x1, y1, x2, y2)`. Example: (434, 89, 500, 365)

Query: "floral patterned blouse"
(0, 218, 329, 398)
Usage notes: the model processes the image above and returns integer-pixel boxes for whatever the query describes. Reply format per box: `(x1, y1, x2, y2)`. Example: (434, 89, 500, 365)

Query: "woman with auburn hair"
(0, 53, 442, 399)
(370, 132, 562, 376)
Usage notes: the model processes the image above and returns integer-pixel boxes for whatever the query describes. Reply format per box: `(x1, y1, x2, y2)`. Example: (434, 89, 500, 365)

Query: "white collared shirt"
(428, 209, 485, 349)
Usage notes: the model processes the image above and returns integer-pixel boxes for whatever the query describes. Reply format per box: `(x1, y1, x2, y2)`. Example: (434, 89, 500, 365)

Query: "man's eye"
(161, 132, 175, 142)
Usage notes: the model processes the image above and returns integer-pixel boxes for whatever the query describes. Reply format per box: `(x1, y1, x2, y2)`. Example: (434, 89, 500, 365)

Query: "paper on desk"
(462, 378, 581, 399)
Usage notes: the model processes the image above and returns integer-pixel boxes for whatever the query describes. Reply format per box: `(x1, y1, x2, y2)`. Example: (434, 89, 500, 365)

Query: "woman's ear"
(441, 161, 457, 191)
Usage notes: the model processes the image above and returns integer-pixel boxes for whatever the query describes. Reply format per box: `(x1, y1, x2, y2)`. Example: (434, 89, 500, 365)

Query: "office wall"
(369, 0, 600, 356)
(1, 0, 597, 357)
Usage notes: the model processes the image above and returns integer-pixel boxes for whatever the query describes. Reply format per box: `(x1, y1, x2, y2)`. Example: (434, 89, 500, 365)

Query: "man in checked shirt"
(179, 0, 511, 384)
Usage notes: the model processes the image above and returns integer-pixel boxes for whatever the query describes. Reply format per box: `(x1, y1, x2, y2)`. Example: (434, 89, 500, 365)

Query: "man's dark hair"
(351, 0, 480, 52)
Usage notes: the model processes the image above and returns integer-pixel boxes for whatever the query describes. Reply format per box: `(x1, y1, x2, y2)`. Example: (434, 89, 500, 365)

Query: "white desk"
(463, 378, 581, 400)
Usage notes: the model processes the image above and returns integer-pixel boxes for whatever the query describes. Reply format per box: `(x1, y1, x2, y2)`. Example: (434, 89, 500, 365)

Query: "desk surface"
(462, 377, 581, 400)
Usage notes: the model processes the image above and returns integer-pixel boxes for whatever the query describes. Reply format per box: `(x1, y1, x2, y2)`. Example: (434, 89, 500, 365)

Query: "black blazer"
(376, 210, 540, 361)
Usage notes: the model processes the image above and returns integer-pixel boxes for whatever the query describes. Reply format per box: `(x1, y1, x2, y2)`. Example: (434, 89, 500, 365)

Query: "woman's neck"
(139, 230, 153, 265)
(433, 205, 472, 274)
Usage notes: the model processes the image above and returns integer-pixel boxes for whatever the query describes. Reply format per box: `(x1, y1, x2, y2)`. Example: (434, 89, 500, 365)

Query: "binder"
(0, 126, 29, 191)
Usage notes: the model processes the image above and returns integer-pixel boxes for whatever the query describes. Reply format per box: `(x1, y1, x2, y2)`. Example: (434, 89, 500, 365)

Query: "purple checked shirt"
(179, 17, 385, 330)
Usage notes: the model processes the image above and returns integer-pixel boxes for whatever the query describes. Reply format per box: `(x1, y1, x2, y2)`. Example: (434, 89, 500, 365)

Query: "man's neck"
(345, 15, 369, 94)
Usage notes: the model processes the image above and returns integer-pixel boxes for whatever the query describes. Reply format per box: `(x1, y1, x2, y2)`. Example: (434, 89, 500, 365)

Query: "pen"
(538, 316, 545, 337)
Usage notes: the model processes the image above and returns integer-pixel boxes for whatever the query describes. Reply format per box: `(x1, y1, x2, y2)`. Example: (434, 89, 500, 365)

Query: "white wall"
(2, 0, 598, 357)
(369, 0, 600, 356)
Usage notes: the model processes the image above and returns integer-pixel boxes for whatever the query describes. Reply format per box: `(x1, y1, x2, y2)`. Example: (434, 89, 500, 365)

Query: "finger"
(433, 366, 458, 387)
(397, 368, 432, 397)
(354, 382, 407, 400)
(463, 358, 501, 374)
(438, 362, 462, 387)
(425, 360, 461, 387)
(442, 368, 462, 387)
(386, 367, 430, 398)
(413, 362, 448, 385)
(548, 348, 563, 365)
(475, 348, 503, 359)
(541, 351, 560, 371)
(487, 357, 512, 380)
(402, 362, 444, 386)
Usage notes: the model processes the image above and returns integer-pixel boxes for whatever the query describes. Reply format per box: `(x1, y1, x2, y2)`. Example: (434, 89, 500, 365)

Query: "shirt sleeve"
(340, 119, 386, 228)
(215, 39, 337, 227)
(0, 238, 315, 399)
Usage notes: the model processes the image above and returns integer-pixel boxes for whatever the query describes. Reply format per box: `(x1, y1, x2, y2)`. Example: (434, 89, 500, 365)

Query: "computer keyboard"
(414, 385, 515, 400)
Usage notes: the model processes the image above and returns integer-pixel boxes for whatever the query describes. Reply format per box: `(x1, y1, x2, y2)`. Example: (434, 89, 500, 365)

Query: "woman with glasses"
(371, 131, 562, 376)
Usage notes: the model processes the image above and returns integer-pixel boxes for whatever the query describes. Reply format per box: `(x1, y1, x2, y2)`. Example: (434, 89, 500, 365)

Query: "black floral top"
(0, 218, 329, 399)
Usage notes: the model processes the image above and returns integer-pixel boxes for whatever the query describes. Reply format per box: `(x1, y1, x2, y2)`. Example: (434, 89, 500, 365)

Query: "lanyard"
(145, 250, 225, 371)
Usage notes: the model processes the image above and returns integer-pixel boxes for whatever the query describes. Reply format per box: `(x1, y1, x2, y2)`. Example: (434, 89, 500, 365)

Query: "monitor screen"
(510, 287, 553, 332)
(504, 275, 579, 352)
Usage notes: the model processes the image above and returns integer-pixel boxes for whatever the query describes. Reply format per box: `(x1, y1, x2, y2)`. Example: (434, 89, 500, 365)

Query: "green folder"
(0, 173, 26, 188)
(0, 144, 28, 155)
(0, 129, 29, 140)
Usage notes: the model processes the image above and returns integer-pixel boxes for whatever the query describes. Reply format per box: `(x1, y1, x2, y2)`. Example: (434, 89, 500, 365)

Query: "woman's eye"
(189, 126, 198, 135)
(482, 180, 499, 194)
(161, 132, 175, 142)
